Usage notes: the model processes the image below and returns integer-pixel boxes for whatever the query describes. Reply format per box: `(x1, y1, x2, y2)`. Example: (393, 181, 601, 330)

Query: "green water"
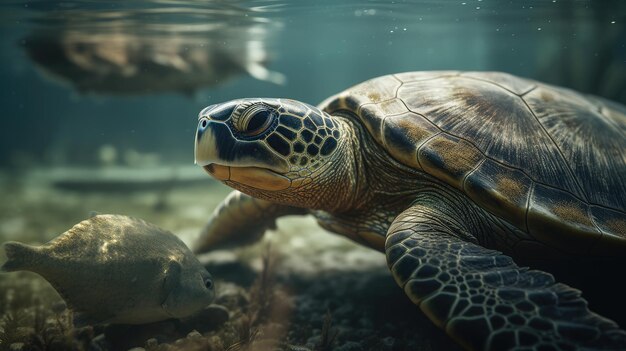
(0, 0, 624, 167)
(0, 1, 624, 350)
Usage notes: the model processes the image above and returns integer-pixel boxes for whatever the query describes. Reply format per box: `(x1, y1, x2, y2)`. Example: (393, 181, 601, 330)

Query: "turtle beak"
(194, 117, 227, 167)
(194, 117, 291, 172)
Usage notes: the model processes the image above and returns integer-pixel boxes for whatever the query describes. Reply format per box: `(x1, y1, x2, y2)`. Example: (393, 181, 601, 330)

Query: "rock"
(145, 338, 158, 348)
(213, 281, 249, 308)
(286, 345, 313, 351)
(186, 330, 202, 339)
(334, 341, 363, 351)
(306, 335, 320, 346)
(88, 334, 109, 351)
(178, 304, 230, 332)
(104, 320, 178, 350)
(75, 325, 96, 345)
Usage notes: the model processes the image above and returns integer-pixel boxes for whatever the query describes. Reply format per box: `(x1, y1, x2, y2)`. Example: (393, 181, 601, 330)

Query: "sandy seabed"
(0, 166, 459, 351)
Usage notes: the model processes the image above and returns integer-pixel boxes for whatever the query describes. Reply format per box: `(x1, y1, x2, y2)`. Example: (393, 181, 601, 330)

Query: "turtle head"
(195, 98, 356, 210)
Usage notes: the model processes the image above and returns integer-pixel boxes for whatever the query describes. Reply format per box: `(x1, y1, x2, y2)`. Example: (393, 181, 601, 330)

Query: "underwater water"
(0, 1, 625, 350)
(1, 0, 625, 167)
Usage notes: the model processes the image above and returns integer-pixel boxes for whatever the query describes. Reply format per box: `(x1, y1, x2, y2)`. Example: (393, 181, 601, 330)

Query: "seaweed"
(248, 245, 278, 327)
(224, 245, 283, 351)
(194, 244, 320, 351)
(315, 311, 338, 351)
(225, 315, 259, 351)
(0, 311, 25, 350)
(0, 271, 97, 351)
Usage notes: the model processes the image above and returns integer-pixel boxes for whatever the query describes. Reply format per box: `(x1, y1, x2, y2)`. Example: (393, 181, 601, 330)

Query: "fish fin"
(243, 39, 286, 85)
(1, 241, 40, 272)
(72, 311, 109, 327)
(245, 62, 286, 85)
(161, 260, 182, 309)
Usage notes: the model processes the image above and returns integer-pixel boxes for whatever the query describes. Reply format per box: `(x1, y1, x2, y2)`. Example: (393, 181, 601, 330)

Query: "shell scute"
(527, 184, 601, 254)
(398, 76, 583, 199)
(589, 206, 626, 255)
(523, 86, 626, 210)
(460, 71, 536, 95)
(346, 98, 411, 147)
(382, 112, 440, 170)
(357, 104, 386, 144)
(348, 74, 401, 104)
(589, 95, 626, 133)
(376, 98, 408, 115)
(319, 74, 401, 113)
(418, 133, 484, 190)
(464, 159, 532, 231)
(319, 72, 626, 255)
(394, 71, 460, 83)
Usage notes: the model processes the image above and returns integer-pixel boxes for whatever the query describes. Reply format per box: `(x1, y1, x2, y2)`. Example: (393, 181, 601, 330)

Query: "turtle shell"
(319, 71, 626, 257)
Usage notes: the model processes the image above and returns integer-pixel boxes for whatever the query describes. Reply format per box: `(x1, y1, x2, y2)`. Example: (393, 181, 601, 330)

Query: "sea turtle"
(192, 71, 626, 350)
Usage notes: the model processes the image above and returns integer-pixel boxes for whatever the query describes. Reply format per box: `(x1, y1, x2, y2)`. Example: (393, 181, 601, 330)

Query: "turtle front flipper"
(193, 190, 307, 254)
(385, 200, 626, 351)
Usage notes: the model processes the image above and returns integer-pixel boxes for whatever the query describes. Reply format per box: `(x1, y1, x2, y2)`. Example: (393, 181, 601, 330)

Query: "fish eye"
(204, 278, 213, 290)
(199, 118, 208, 129)
(237, 104, 275, 136)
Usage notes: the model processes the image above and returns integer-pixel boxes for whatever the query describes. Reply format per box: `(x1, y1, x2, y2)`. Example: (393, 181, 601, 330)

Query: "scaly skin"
(386, 191, 626, 350)
(192, 190, 305, 253)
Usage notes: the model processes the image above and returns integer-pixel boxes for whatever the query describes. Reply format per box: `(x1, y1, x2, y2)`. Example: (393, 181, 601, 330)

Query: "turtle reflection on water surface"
(2, 214, 214, 325)
(194, 71, 626, 351)
(22, 2, 284, 96)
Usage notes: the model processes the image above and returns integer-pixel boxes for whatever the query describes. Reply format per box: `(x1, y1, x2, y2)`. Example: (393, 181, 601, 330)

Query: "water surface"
(0, 0, 624, 167)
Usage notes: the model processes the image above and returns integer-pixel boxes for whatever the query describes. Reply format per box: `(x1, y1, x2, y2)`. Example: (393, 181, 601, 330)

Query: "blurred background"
(0, 0, 624, 169)
(0, 1, 624, 349)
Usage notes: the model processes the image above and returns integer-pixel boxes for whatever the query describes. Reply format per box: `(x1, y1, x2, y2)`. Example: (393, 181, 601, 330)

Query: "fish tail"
(1, 241, 40, 272)
(244, 40, 285, 85)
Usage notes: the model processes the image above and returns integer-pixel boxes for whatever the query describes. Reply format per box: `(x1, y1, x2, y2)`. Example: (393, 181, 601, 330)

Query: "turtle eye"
(237, 104, 275, 136)
(204, 278, 213, 290)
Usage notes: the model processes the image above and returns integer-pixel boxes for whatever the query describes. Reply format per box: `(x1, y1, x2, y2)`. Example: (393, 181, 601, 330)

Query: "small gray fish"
(1, 214, 214, 325)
